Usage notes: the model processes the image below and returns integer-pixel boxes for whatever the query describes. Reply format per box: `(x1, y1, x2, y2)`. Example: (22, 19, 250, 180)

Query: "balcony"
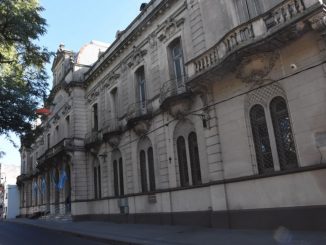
(126, 101, 153, 135)
(85, 131, 103, 148)
(102, 120, 122, 147)
(16, 174, 33, 186)
(187, 0, 323, 83)
(160, 77, 192, 118)
(37, 138, 84, 167)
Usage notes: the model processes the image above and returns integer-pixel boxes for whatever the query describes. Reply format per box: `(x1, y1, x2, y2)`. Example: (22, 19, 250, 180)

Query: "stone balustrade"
(189, 0, 316, 76)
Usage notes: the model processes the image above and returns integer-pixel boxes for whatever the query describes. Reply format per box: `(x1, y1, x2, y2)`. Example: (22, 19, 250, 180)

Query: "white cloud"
(1, 164, 20, 185)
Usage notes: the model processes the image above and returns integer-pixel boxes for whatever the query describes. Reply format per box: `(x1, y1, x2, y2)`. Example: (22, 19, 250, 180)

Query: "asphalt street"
(0, 221, 107, 245)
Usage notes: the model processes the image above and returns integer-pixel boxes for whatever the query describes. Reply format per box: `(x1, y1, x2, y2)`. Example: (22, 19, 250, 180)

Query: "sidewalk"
(9, 218, 326, 245)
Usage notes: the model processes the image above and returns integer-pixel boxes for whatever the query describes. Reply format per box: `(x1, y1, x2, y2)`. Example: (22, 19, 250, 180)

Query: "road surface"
(0, 221, 107, 245)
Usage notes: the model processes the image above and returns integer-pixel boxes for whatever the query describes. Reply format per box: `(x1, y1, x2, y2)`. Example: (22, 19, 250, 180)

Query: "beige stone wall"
(19, 0, 326, 221)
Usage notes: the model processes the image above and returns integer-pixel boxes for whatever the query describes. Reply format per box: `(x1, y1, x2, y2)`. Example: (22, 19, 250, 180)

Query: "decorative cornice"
(48, 81, 84, 105)
(236, 52, 279, 84)
(157, 16, 185, 43)
(309, 11, 326, 31)
(86, 71, 120, 104)
(127, 46, 148, 68)
(84, 0, 181, 86)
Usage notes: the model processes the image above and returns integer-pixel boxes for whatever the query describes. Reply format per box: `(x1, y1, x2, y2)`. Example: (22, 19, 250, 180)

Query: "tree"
(0, 0, 52, 142)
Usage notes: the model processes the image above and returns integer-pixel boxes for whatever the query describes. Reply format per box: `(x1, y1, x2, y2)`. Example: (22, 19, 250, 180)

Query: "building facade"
(3, 185, 20, 219)
(18, 0, 326, 230)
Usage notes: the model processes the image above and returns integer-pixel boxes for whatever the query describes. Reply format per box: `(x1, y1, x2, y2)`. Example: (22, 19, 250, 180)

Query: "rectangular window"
(136, 67, 146, 114)
(110, 88, 118, 121)
(55, 126, 59, 142)
(234, 0, 262, 23)
(94, 167, 98, 199)
(92, 103, 98, 131)
(65, 116, 70, 137)
(47, 133, 50, 149)
(169, 39, 184, 87)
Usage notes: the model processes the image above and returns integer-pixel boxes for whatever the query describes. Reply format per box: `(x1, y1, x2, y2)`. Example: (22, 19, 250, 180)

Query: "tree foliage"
(0, 0, 52, 141)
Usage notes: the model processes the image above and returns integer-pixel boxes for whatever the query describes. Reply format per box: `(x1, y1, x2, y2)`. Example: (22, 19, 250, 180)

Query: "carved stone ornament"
(158, 17, 185, 42)
(104, 133, 121, 148)
(133, 120, 151, 136)
(128, 46, 147, 68)
(102, 71, 120, 89)
(148, 33, 157, 49)
(169, 97, 192, 119)
(52, 114, 60, 125)
(87, 90, 100, 103)
(236, 52, 279, 84)
(309, 12, 326, 31)
(61, 102, 72, 116)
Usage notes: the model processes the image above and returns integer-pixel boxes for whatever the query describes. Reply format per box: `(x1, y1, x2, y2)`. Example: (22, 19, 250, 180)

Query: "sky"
(0, 0, 150, 183)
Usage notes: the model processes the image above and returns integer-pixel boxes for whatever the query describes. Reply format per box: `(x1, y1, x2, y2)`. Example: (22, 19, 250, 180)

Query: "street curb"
(8, 220, 144, 245)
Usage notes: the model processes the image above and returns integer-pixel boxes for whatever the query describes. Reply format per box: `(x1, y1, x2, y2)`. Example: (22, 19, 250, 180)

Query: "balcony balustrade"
(188, 0, 320, 78)
(159, 77, 192, 118)
(126, 100, 153, 135)
(102, 119, 123, 147)
(85, 131, 103, 148)
(37, 138, 83, 166)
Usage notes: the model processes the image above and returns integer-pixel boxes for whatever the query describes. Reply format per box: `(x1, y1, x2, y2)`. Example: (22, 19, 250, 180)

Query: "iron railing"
(159, 77, 190, 104)
(127, 100, 153, 121)
(37, 138, 82, 164)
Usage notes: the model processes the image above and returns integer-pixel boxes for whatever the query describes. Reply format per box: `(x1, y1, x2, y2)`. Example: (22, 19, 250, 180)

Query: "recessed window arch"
(112, 149, 124, 197)
(248, 88, 298, 174)
(93, 158, 101, 199)
(138, 136, 156, 193)
(174, 119, 202, 187)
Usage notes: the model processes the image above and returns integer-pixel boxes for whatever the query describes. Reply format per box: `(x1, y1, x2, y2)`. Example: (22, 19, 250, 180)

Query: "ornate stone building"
(18, 0, 326, 230)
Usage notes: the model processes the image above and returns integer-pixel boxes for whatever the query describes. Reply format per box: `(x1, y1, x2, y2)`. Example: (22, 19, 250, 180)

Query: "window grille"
(113, 160, 119, 196)
(177, 136, 189, 187)
(270, 97, 298, 170)
(147, 147, 156, 192)
(250, 104, 274, 174)
(188, 132, 202, 185)
(139, 150, 148, 192)
(119, 158, 124, 196)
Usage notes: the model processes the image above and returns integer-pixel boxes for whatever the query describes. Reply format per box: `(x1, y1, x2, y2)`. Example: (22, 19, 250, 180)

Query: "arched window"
(138, 137, 156, 193)
(250, 104, 274, 174)
(168, 38, 185, 88)
(174, 120, 202, 187)
(147, 147, 156, 191)
(93, 159, 101, 199)
(188, 132, 202, 185)
(139, 150, 147, 192)
(135, 66, 147, 115)
(270, 97, 298, 170)
(112, 150, 124, 196)
(177, 136, 189, 187)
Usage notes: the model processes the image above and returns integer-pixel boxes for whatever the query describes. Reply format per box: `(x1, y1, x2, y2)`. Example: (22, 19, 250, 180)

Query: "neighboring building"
(17, 0, 326, 230)
(0, 184, 4, 219)
(3, 185, 19, 219)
